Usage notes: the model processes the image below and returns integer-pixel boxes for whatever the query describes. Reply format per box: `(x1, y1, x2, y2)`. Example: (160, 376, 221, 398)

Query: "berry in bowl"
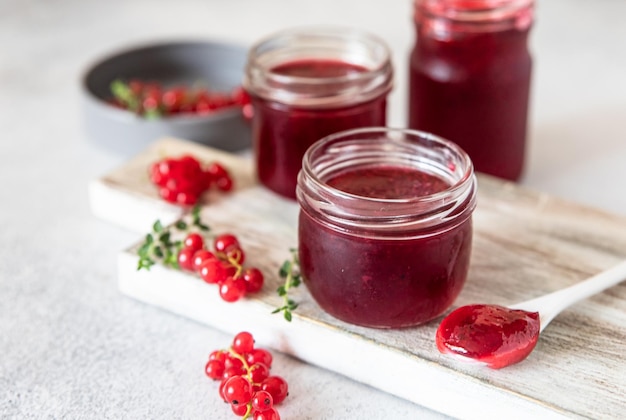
(82, 41, 251, 156)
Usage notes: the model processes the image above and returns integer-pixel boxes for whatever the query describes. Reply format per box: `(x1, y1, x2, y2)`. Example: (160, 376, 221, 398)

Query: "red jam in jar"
(297, 128, 477, 328)
(244, 27, 394, 199)
(408, 0, 534, 181)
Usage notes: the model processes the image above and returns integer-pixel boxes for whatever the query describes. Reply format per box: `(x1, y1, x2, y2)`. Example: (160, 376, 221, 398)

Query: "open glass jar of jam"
(408, 0, 534, 181)
(243, 27, 393, 199)
(296, 127, 477, 328)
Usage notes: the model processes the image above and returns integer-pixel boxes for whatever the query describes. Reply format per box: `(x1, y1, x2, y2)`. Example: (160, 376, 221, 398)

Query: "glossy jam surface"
(251, 59, 387, 199)
(327, 166, 449, 199)
(298, 166, 473, 328)
(408, 24, 532, 180)
(436, 304, 540, 369)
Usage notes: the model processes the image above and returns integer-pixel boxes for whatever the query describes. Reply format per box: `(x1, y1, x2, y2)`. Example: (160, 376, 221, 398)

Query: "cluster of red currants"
(178, 232, 264, 302)
(206, 332, 287, 420)
(149, 155, 233, 206)
(110, 79, 249, 117)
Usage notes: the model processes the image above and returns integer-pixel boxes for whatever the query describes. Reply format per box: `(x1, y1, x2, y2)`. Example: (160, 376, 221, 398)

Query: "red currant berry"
(223, 375, 253, 407)
(179, 155, 203, 179)
(159, 187, 177, 203)
(246, 349, 273, 369)
(162, 87, 185, 111)
(231, 403, 249, 416)
(249, 363, 270, 384)
(206, 162, 229, 180)
(177, 247, 196, 271)
(209, 350, 226, 363)
(219, 277, 247, 302)
(202, 170, 215, 190)
(214, 234, 240, 254)
(224, 354, 245, 371)
(128, 79, 144, 95)
(261, 376, 288, 405)
(243, 268, 264, 293)
(183, 233, 204, 253)
(232, 331, 255, 354)
(176, 191, 198, 206)
(253, 408, 281, 420)
(223, 366, 245, 380)
(216, 175, 234, 192)
(252, 390, 274, 411)
(204, 359, 224, 380)
(218, 378, 229, 401)
(143, 92, 160, 111)
(149, 162, 167, 186)
(192, 249, 215, 272)
(223, 262, 238, 278)
(199, 258, 228, 284)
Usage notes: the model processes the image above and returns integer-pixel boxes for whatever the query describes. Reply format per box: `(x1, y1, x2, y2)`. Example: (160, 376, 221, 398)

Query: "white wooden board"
(91, 138, 626, 419)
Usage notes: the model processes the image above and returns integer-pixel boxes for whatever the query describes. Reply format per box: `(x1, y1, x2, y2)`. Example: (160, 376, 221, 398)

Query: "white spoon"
(509, 259, 626, 332)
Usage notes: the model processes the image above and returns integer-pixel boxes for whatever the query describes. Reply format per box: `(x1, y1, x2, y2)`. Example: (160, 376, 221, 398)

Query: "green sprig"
(136, 205, 208, 271)
(272, 248, 301, 322)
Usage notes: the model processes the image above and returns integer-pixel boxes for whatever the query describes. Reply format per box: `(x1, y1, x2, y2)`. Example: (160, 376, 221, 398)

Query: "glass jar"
(296, 127, 477, 328)
(408, 0, 534, 181)
(243, 27, 394, 199)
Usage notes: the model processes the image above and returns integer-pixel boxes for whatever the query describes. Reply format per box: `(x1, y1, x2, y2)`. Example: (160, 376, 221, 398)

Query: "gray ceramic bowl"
(82, 40, 251, 156)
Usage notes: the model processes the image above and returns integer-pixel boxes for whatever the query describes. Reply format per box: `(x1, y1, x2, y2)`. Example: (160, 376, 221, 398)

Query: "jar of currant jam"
(408, 0, 534, 181)
(296, 127, 477, 328)
(243, 27, 394, 199)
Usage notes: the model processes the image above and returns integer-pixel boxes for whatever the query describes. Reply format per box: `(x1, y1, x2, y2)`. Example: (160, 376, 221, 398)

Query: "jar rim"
(243, 26, 394, 108)
(297, 127, 477, 238)
(301, 127, 474, 205)
(414, 0, 534, 32)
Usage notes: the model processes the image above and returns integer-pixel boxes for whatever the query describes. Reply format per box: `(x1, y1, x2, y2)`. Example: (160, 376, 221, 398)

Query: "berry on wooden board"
(149, 154, 234, 206)
(136, 208, 265, 304)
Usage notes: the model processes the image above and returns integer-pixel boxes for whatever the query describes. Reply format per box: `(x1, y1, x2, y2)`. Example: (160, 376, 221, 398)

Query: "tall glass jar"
(296, 127, 477, 328)
(408, 0, 534, 181)
(243, 27, 394, 199)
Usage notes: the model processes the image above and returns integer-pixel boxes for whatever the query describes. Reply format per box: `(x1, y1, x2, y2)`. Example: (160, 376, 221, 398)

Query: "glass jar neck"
(414, 0, 534, 34)
(296, 127, 477, 239)
(243, 27, 393, 109)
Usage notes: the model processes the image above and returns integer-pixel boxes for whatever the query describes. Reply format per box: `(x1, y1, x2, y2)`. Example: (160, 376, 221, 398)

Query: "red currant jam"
(327, 166, 449, 199)
(299, 166, 472, 328)
(251, 59, 387, 199)
(436, 304, 540, 369)
(408, 1, 533, 181)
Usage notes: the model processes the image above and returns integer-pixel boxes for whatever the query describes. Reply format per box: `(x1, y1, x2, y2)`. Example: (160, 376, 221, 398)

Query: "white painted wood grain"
(93, 138, 626, 419)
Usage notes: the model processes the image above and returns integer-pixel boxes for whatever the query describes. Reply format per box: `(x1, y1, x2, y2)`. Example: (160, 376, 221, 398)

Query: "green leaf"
(137, 242, 150, 258)
(153, 220, 163, 233)
(196, 222, 210, 231)
(153, 246, 164, 258)
(278, 261, 290, 278)
(175, 221, 187, 230)
(145, 233, 154, 244)
(284, 311, 292, 322)
(110, 79, 140, 112)
(276, 285, 286, 296)
(159, 231, 171, 244)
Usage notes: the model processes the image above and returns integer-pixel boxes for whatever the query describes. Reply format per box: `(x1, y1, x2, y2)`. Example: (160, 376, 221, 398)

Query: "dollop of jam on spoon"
(436, 304, 540, 369)
(436, 260, 626, 369)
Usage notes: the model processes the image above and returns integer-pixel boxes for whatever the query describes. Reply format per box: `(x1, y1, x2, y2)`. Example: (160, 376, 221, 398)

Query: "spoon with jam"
(436, 260, 626, 369)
